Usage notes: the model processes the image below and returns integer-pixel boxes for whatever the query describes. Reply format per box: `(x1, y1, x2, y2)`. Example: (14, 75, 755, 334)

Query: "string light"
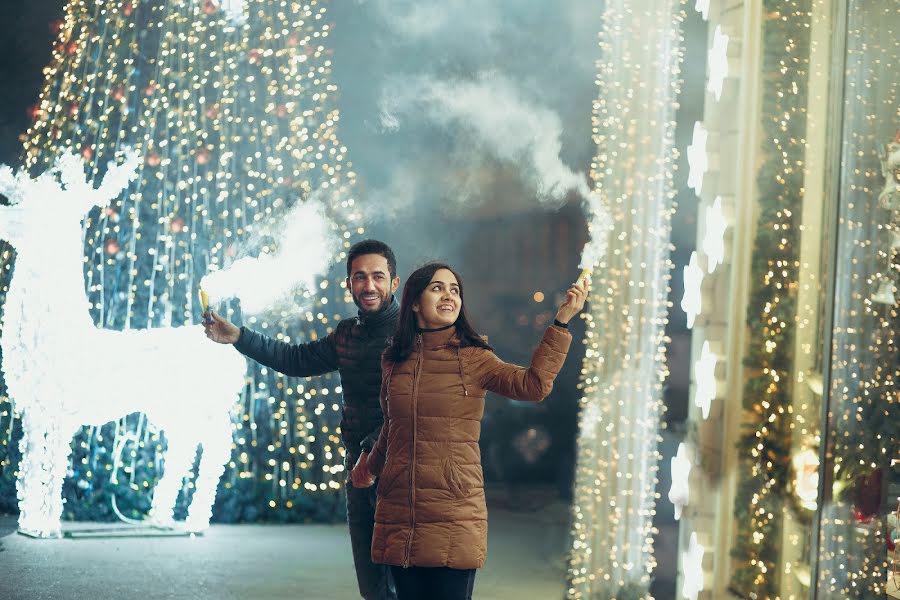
(566, 0, 684, 597)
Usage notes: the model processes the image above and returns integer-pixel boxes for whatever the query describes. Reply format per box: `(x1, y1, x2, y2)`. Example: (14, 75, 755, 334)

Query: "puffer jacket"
(366, 324, 572, 569)
(234, 297, 400, 463)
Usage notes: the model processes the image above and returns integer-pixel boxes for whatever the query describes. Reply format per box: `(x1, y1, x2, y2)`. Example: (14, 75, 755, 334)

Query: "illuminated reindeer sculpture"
(0, 151, 246, 537)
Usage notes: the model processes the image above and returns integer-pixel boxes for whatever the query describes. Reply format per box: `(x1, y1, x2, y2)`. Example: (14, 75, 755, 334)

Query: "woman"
(351, 262, 587, 600)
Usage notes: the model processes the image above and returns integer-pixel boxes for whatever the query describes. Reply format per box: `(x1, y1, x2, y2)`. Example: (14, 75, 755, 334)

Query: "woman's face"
(413, 268, 462, 330)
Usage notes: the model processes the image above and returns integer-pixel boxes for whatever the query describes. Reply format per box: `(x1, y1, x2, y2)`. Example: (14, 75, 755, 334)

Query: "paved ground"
(0, 490, 570, 600)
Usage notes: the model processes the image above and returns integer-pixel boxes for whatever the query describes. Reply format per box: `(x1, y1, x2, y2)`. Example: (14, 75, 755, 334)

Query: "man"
(204, 239, 400, 600)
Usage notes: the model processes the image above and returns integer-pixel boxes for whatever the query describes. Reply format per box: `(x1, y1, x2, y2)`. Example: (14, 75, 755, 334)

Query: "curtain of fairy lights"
(566, 0, 684, 597)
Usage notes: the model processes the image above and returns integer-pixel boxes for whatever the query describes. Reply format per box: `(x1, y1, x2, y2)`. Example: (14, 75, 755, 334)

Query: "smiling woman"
(351, 261, 589, 600)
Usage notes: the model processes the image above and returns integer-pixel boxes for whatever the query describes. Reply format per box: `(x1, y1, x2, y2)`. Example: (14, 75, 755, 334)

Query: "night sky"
(0, 1, 64, 167)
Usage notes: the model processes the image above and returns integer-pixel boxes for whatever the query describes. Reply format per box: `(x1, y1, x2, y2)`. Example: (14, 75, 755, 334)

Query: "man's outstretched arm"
(205, 309, 339, 377)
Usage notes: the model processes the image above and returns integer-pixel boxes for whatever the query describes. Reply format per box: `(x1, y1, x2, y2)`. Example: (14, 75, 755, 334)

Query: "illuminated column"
(566, 1, 684, 597)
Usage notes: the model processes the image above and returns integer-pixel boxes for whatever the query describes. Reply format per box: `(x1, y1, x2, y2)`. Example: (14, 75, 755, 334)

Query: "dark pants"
(347, 482, 397, 600)
(389, 566, 476, 600)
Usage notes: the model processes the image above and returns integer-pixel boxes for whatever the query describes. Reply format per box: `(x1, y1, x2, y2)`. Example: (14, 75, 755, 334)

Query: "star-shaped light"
(681, 251, 703, 329)
(707, 26, 730, 101)
(686, 122, 708, 196)
(693, 341, 717, 419)
(702, 196, 727, 273)
(668, 443, 691, 520)
(694, 0, 710, 20)
(682, 532, 705, 600)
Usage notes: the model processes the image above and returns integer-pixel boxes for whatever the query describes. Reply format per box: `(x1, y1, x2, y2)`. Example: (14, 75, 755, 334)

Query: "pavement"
(0, 488, 570, 600)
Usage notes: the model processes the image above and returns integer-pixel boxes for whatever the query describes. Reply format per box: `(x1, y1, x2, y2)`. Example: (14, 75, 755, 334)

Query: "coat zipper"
(403, 335, 423, 568)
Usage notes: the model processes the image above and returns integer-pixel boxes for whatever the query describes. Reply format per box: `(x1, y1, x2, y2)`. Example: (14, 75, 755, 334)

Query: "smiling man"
(204, 239, 400, 600)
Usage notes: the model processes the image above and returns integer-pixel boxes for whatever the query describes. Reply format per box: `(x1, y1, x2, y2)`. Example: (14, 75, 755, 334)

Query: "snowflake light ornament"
(695, 0, 710, 20)
(707, 26, 730, 101)
(693, 341, 718, 419)
(702, 196, 727, 273)
(682, 532, 705, 600)
(668, 443, 692, 520)
(681, 251, 704, 329)
(687, 122, 709, 196)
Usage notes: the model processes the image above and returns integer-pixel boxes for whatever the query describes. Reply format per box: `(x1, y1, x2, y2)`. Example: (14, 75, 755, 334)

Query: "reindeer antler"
(0, 164, 22, 204)
(54, 150, 93, 198)
(94, 148, 141, 201)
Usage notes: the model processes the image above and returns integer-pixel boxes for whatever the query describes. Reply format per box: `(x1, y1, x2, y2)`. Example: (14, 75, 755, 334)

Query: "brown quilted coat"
(366, 324, 572, 569)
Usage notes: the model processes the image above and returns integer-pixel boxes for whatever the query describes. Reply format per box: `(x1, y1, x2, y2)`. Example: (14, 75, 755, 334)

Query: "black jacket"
(233, 297, 400, 462)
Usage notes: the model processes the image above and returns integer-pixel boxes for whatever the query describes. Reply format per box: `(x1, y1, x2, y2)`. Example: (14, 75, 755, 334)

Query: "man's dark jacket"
(233, 297, 400, 463)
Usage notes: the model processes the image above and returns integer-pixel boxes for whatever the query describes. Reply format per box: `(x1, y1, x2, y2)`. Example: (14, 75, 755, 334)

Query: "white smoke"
(200, 197, 340, 315)
(379, 72, 592, 206)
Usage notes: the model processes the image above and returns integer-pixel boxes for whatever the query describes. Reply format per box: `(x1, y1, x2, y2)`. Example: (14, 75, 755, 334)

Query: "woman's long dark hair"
(384, 262, 492, 363)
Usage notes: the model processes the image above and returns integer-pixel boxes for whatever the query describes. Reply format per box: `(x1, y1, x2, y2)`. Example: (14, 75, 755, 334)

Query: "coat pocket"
(376, 462, 404, 496)
(443, 456, 466, 498)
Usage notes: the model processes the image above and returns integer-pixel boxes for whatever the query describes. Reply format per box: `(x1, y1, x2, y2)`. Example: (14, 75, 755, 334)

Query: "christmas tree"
(0, 0, 361, 524)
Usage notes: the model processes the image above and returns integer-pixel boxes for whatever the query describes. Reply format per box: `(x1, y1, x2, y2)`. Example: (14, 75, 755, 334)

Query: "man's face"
(347, 254, 400, 314)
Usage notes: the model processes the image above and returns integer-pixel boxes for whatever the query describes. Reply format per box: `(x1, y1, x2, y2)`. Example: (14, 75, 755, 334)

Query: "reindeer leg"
(148, 431, 198, 528)
(16, 413, 72, 538)
(184, 416, 233, 532)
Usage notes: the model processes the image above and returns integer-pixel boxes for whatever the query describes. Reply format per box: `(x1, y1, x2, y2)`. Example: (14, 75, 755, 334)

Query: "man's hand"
(554, 275, 590, 325)
(350, 452, 376, 488)
(203, 310, 241, 344)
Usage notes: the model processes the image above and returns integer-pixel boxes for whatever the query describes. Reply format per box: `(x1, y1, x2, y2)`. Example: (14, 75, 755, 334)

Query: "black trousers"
(389, 566, 476, 600)
(347, 483, 398, 600)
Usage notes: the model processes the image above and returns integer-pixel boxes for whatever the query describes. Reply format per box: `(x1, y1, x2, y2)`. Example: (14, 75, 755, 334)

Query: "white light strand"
(566, 0, 684, 597)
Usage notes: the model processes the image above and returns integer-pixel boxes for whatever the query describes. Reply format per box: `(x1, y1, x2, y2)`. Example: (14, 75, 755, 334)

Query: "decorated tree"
(0, 0, 362, 523)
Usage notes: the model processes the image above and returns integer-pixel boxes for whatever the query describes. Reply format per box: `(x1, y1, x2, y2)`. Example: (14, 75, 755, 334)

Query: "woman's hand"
(203, 310, 241, 344)
(350, 452, 376, 488)
(555, 275, 590, 325)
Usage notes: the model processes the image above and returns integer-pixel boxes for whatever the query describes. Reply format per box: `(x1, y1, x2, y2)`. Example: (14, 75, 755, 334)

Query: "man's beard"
(352, 291, 389, 314)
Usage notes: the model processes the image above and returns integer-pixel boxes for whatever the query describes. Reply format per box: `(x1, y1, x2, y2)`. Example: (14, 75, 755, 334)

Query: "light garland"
(566, 0, 684, 597)
(1, 0, 360, 524)
(728, 2, 811, 595)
